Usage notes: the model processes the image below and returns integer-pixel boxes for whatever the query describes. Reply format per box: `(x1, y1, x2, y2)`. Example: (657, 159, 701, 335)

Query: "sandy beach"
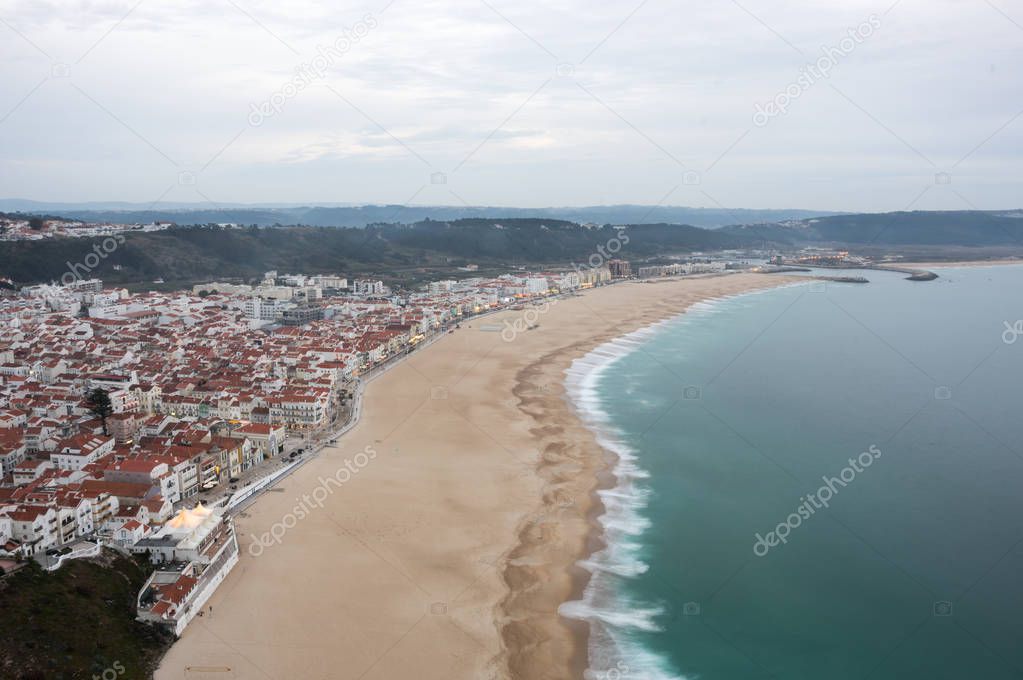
(153, 273, 792, 680)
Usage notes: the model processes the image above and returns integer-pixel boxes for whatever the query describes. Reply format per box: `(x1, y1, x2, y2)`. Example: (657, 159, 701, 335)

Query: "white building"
(557, 272, 581, 290)
(135, 504, 240, 635)
(525, 277, 549, 295)
(0, 437, 27, 477)
(243, 297, 290, 322)
(2, 505, 59, 555)
(429, 280, 456, 294)
(353, 280, 385, 296)
(0, 515, 12, 552)
(192, 282, 253, 296)
(269, 393, 327, 429)
(313, 275, 348, 290)
(51, 435, 115, 471)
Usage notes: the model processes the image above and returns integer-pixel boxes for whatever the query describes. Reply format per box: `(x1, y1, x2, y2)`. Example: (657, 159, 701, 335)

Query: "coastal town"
(0, 240, 939, 647)
(1, 0, 1018, 674)
(0, 259, 682, 634)
(0, 214, 175, 241)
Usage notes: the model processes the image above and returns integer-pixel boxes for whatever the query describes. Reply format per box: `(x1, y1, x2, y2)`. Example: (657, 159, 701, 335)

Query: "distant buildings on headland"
(0, 216, 174, 241)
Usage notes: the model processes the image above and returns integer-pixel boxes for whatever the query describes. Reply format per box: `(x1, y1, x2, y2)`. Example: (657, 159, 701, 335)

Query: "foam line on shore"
(557, 284, 797, 680)
(559, 319, 688, 680)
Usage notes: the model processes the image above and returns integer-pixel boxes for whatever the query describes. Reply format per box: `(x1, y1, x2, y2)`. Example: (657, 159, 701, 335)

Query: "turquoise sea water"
(561, 265, 1023, 680)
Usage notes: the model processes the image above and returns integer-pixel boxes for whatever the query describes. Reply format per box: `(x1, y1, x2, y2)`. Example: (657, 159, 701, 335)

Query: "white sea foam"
(561, 319, 689, 679)
(561, 600, 665, 632)
(561, 286, 794, 680)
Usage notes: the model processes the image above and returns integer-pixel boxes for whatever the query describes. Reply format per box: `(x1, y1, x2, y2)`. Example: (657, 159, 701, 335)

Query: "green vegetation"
(0, 220, 745, 287)
(0, 552, 173, 680)
(4, 210, 1023, 288)
(84, 388, 114, 436)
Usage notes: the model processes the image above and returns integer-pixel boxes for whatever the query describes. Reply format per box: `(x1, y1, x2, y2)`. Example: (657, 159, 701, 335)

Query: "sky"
(0, 0, 1021, 212)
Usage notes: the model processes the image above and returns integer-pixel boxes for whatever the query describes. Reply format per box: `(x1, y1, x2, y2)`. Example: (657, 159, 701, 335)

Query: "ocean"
(561, 265, 1023, 680)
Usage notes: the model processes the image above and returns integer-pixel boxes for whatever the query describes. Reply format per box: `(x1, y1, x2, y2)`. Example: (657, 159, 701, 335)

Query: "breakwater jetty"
(775, 261, 938, 281)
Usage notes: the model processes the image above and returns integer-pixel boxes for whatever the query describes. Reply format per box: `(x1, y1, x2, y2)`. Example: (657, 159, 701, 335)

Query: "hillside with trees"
(0, 219, 747, 287)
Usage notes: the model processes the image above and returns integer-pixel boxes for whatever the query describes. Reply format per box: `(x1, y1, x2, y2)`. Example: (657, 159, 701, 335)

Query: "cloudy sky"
(0, 0, 1020, 212)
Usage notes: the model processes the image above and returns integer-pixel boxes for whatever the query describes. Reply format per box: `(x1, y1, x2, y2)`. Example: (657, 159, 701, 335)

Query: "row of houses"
(0, 415, 284, 557)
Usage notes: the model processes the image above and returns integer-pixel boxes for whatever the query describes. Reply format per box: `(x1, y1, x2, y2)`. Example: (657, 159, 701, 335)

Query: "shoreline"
(498, 277, 796, 679)
(153, 273, 796, 680)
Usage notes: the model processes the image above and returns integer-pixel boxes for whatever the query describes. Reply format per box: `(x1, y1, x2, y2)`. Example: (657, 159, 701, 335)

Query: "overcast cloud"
(0, 0, 1020, 212)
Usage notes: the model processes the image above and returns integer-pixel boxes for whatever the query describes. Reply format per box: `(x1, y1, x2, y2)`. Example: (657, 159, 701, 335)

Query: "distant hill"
(721, 210, 1023, 247)
(0, 200, 840, 229)
(0, 219, 749, 286)
(5, 210, 1023, 288)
